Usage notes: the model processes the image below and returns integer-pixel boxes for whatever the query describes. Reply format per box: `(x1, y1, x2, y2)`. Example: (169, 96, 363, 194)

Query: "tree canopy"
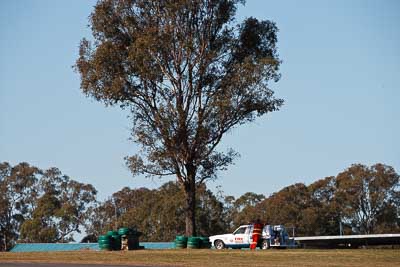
(76, 0, 283, 236)
(336, 163, 400, 234)
(252, 164, 400, 236)
(1, 161, 398, 250)
(85, 181, 227, 241)
(0, 162, 96, 250)
(83, 162, 399, 240)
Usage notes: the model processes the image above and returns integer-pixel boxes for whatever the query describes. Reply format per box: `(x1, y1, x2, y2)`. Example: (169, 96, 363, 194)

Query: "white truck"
(209, 224, 296, 249)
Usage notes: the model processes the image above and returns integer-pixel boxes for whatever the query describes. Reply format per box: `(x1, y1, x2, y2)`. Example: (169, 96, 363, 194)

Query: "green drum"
(187, 237, 201, 249)
(107, 230, 118, 236)
(111, 234, 121, 250)
(98, 235, 111, 250)
(98, 235, 110, 241)
(175, 235, 188, 242)
(118, 227, 130, 236)
(174, 235, 188, 249)
(199, 237, 211, 248)
(175, 242, 187, 248)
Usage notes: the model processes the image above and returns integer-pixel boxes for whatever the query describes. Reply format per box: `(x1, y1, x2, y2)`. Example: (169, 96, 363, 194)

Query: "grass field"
(1, 249, 399, 266)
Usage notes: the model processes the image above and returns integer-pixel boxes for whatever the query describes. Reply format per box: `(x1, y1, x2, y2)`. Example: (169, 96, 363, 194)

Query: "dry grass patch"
(0, 249, 399, 267)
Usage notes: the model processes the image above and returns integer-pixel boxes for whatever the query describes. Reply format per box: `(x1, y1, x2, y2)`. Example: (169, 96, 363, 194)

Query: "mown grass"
(0, 249, 399, 267)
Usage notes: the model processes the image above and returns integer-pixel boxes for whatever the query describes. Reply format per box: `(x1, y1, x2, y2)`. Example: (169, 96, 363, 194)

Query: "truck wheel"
(214, 240, 225, 250)
(262, 240, 270, 250)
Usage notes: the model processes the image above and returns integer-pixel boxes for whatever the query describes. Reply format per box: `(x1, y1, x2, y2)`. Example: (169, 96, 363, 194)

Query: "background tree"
(83, 201, 117, 240)
(229, 163, 399, 236)
(76, 0, 283, 236)
(336, 163, 400, 234)
(19, 193, 60, 243)
(307, 176, 341, 235)
(0, 162, 39, 251)
(0, 161, 97, 250)
(20, 167, 97, 243)
(257, 183, 313, 236)
(85, 181, 227, 241)
(196, 184, 227, 237)
(224, 192, 265, 231)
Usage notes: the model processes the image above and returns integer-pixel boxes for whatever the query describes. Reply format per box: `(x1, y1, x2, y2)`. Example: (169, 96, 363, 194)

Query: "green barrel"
(98, 235, 110, 241)
(118, 227, 130, 236)
(107, 230, 118, 236)
(175, 235, 188, 242)
(98, 239, 111, 244)
(187, 237, 201, 249)
(174, 235, 188, 249)
(175, 241, 187, 249)
(111, 234, 121, 250)
(98, 235, 111, 251)
(199, 237, 211, 248)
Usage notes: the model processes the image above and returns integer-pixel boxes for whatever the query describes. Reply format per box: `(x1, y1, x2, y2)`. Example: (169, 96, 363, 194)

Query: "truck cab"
(209, 224, 253, 249)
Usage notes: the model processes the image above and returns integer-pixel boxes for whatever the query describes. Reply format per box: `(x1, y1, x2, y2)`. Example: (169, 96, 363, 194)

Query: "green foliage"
(256, 182, 340, 236)
(86, 181, 228, 241)
(224, 192, 265, 230)
(336, 163, 400, 234)
(0, 162, 97, 250)
(2, 160, 397, 247)
(257, 183, 314, 235)
(0, 162, 40, 251)
(231, 163, 400, 236)
(86, 162, 398, 240)
(76, 0, 283, 236)
(19, 219, 58, 243)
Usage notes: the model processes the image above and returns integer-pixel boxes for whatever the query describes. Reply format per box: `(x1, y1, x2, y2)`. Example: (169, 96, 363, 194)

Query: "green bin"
(107, 230, 118, 236)
(187, 237, 201, 249)
(199, 237, 211, 248)
(111, 234, 121, 250)
(98, 235, 111, 251)
(118, 227, 130, 236)
(174, 235, 188, 249)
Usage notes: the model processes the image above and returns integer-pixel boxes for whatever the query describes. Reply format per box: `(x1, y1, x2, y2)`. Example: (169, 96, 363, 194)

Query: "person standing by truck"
(121, 235, 128, 251)
(250, 219, 264, 249)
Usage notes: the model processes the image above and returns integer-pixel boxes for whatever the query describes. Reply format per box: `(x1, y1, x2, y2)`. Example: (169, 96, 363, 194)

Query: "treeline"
(85, 163, 400, 241)
(0, 162, 97, 251)
(245, 163, 400, 236)
(1, 162, 399, 250)
(84, 182, 226, 242)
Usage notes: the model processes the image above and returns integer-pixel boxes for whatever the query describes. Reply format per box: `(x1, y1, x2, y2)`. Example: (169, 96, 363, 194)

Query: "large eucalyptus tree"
(76, 0, 283, 235)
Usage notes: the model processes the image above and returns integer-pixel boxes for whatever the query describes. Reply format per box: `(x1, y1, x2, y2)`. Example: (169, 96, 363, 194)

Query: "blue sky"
(1, 0, 399, 202)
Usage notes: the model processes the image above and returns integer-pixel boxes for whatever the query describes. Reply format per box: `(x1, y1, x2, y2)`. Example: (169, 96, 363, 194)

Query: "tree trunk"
(184, 180, 196, 237)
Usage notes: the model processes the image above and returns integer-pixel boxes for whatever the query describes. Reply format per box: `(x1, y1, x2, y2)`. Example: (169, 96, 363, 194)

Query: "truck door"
(233, 225, 251, 246)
